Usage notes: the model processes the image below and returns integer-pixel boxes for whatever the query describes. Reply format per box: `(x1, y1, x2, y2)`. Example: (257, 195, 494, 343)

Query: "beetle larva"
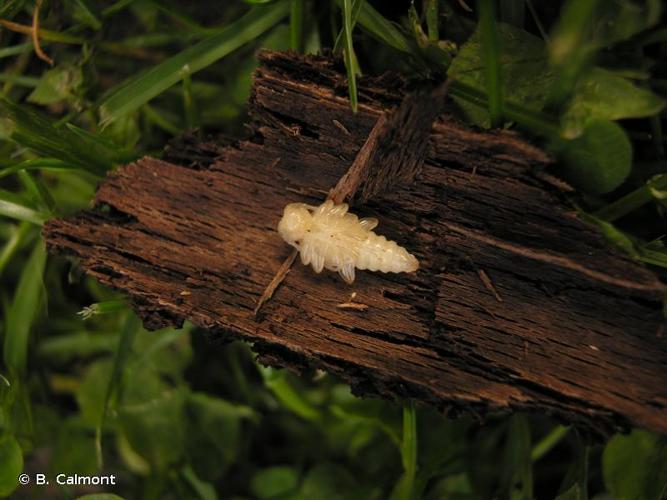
(277, 200, 419, 284)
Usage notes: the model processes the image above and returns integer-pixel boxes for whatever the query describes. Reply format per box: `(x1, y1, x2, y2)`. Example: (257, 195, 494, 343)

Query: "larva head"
(278, 203, 312, 247)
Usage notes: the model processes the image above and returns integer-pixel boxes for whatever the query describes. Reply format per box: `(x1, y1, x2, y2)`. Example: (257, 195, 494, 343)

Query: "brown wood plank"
(44, 51, 667, 435)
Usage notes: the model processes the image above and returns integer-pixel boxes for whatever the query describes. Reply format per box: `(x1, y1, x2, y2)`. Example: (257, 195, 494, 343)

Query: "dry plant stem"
(253, 248, 297, 316)
(0, 2, 53, 65)
(32, 0, 53, 65)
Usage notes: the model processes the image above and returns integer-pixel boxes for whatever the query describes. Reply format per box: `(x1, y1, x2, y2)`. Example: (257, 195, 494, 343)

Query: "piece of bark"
(44, 51, 667, 435)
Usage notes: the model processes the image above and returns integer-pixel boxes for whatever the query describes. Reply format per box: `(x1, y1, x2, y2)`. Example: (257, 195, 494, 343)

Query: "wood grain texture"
(44, 51, 667, 435)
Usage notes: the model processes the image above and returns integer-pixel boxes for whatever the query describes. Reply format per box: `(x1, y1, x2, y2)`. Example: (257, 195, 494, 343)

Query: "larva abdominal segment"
(277, 200, 419, 284)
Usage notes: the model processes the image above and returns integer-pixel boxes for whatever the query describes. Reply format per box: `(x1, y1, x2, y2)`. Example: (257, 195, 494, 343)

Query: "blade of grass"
(339, 0, 415, 55)
(478, 0, 503, 127)
(143, 104, 182, 135)
(391, 400, 418, 500)
(425, 0, 438, 42)
(17, 171, 55, 215)
(99, 1, 290, 127)
(96, 312, 141, 468)
(0, 98, 132, 174)
(547, 0, 601, 107)
(182, 72, 196, 130)
(342, 0, 359, 113)
(333, 0, 362, 53)
(594, 174, 667, 221)
(0, 158, 82, 180)
(260, 367, 322, 422)
(0, 222, 32, 278)
(532, 425, 569, 462)
(0, 191, 47, 225)
(449, 80, 560, 136)
(0, 74, 40, 87)
(0, 43, 31, 59)
(290, 0, 304, 52)
(3, 241, 47, 376)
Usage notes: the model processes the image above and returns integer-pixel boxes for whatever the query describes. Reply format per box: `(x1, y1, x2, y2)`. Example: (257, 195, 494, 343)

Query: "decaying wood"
(258, 78, 448, 314)
(44, 51, 667, 435)
(330, 79, 449, 204)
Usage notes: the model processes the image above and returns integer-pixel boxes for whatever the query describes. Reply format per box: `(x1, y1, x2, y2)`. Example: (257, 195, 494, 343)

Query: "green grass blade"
(0, 74, 40, 87)
(99, 2, 290, 126)
(595, 174, 667, 221)
(449, 80, 560, 137)
(0, 43, 31, 59)
(391, 401, 418, 500)
(342, 0, 414, 55)
(0, 194, 47, 225)
(3, 242, 47, 376)
(0, 98, 131, 174)
(548, 0, 601, 106)
(182, 73, 197, 130)
(261, 367, 322, 422)
(290, 0, 304, 52)
(342, 0, 359, 113)
(0, 158, 81, 180)
(17, 171, 56, 215)
(425, 0, 439, 42)
(478, 0, 503, 127)
(532, 425, 569, 462)
(0, 222, 32, 278)
(333, 0, 363, 53)
(96, 312, 141, 468)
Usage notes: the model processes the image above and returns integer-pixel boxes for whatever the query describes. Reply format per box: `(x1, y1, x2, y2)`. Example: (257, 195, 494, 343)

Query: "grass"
(0, 1, 666, 499)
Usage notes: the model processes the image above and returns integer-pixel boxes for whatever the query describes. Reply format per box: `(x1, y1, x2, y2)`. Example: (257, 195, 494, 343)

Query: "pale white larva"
(277, 200, 419, 284)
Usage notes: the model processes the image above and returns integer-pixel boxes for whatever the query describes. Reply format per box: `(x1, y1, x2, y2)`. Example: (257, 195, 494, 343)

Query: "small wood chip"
(254, 248, 298, 316)
(477, 269, 503, 302)
(337, 292, 369, 311)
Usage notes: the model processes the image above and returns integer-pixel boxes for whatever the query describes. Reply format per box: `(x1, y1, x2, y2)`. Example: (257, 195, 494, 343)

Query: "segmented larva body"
(277, 200, 419, 284)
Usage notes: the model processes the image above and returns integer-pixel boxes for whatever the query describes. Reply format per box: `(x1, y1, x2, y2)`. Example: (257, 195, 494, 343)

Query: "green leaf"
(27, 64, 83, 105)
(448, 22, 552, 128)
(49, 418, 98, 476)
(119, 388, 187, 471)
(185, 392, 256, 481)
(0, 432, 22, 497)
(99, 2, 290, 126)
(3, 242, 47, 376)
(180, 466, 218, 500)
(250, 466, 299, 499)
(260, 367, 322, 422)
(556, 120, 632, 194)
(603, 430, 667, 500)
(301, 463, 358, 500)
(561, 68, 665, 138)
(591, 0, 662, 46)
